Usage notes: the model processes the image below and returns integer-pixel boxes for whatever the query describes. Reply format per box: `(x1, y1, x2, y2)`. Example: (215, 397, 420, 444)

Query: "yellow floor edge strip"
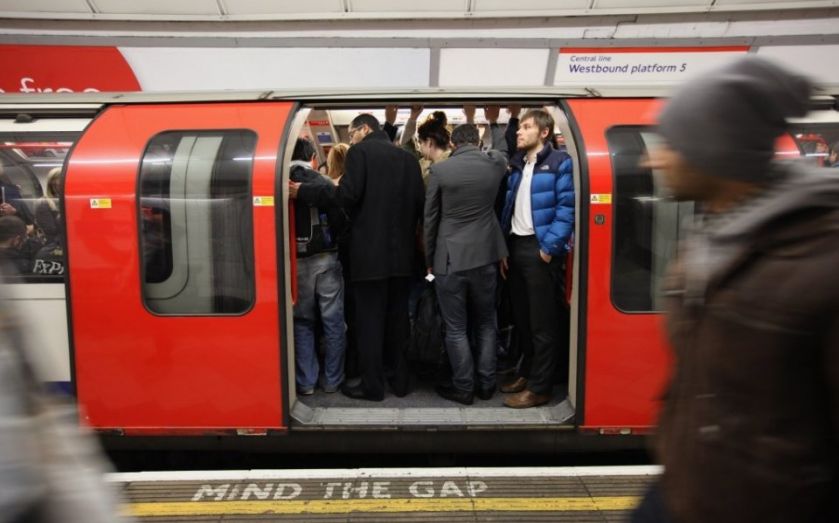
(124, 496, 639, 517)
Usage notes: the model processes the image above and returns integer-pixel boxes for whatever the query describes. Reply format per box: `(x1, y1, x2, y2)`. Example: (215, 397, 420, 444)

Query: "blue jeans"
(434, 263, 498, 393)
(294, 252, 346, 390)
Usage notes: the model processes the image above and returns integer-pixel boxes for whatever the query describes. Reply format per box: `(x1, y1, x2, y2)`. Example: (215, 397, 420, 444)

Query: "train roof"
(0, 85, 836, 114)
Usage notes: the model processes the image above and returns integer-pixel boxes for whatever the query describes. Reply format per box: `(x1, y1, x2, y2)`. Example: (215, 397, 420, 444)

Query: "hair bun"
(426, 111, 447, 128)
(418, 110, 451, 150)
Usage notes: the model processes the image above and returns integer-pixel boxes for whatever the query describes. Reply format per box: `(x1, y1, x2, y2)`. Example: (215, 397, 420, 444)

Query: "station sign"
(554, 47, 750, 86)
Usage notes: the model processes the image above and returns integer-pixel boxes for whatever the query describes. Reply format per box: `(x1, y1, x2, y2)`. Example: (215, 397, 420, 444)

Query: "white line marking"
(106, 465, 662, 483)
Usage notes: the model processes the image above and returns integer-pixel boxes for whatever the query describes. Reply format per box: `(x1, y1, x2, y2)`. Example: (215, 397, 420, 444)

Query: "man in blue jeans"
(424, 111, 509, 405)
(290, 138, 347, 395)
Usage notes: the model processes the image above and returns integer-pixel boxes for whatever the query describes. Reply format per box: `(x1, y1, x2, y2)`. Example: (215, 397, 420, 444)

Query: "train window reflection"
(791, 126, 839, 168)
(607, 127, 695, 313)
(139, 130, 257, 315)
(0, 133, 76, 282)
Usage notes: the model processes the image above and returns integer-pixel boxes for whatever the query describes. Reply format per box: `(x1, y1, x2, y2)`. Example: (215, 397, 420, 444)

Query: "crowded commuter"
(289, 138, 347, 395)
(417, 111, 451, 162)
(814, 141, 830, 166)
(324, 142, 359, 377)
(829, 140, 839, 167)
(35, 168, 62, 244)
(401, 104, 424, 150)
(414, 110, 452, 183)
(500, 108, 574, 409)
(0, 215, 30, 274)
(424, 109, 509, 405)
(291, 114, 424, 401)
(31, 240, 64, 276)
(504, 105, 522, 159)
(0, 164, 34, 226)
(32, 170, 64, 276)
(383, 105, 399, 143)
(383, 104, 424, 152)
(632, 56, 839, 523)
(326, 143, 349, 183)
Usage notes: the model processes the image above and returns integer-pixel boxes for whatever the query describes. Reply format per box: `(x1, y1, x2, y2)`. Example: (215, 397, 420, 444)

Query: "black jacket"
(290, 162, 347, 258)
(297, 131, 424, 281)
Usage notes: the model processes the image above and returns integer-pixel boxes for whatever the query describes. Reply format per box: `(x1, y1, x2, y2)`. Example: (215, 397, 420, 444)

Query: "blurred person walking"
(0, 255, 131, 522)
(633, 56, 839, 522)
(0, 216, 30, 274)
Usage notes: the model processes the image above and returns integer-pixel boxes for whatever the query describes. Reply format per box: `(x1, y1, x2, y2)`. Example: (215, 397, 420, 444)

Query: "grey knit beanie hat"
(658, 56, 812, 184)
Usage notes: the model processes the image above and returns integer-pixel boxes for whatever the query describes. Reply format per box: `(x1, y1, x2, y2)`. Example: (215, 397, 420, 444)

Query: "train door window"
(139, 130, 257, 315)
(791, 126, 839, 168)
(0, 132, 77, 282)
(607, 127, 695, 312)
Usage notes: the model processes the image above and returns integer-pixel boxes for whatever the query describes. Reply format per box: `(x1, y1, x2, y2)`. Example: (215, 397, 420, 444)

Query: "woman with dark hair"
(414, 111, 452, 185)
(417, 111, 451, 161)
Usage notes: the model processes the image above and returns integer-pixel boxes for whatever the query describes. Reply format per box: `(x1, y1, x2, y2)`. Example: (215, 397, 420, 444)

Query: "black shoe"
(476, 386, 495, 401)
(388, 377, 410, 398)
(340, 383, 384, 402)
(435, 384, 473, 406)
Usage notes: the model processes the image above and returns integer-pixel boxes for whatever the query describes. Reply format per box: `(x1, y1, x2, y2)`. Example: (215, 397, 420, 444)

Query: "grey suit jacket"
(424, 125, 509, 274)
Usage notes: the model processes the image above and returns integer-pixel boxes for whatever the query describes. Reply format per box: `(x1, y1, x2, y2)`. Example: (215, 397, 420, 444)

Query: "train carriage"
(1, 88, 837, 452)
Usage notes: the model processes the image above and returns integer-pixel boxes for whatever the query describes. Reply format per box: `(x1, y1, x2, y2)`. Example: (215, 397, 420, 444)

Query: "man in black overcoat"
(291, 114, 424, 401)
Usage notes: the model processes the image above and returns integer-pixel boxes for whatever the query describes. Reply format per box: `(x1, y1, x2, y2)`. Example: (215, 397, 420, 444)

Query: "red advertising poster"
(0, 45, 141, 93)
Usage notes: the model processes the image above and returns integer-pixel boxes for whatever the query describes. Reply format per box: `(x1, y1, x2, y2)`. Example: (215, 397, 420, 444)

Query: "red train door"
(65, 101, 293, 434)
(566, 98, 670, 432)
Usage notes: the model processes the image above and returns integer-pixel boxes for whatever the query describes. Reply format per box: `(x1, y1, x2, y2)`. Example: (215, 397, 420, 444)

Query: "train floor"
(111, 465, 659, 522)
(292, 373, 575, 428)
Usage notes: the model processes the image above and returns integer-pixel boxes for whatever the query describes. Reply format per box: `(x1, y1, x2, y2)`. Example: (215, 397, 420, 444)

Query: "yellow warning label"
(590, 194, 612, 205)
(89, 198, 112, 209)
(253, 196, 275, 207)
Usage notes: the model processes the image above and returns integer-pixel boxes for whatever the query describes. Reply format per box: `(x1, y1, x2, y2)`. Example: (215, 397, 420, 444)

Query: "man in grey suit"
(424, 108, 509, 405)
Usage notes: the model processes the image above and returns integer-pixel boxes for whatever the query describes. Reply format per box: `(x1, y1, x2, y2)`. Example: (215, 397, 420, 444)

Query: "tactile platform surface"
(110, 466, 660, 522)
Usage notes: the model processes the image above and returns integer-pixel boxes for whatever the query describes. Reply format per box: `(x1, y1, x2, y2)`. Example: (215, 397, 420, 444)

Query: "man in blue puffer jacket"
(499, 108, 574, 409)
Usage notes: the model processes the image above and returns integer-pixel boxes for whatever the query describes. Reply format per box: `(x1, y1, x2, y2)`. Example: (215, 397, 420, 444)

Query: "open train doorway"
(282, 101, 580, 430)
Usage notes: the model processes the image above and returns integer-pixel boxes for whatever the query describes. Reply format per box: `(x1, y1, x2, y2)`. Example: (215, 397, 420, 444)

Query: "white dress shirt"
(511, 158, 536, 236)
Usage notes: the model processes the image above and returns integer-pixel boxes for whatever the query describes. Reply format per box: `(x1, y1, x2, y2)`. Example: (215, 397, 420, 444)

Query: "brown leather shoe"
(504, 389, 551, 409)
(500, 376, 528, 393)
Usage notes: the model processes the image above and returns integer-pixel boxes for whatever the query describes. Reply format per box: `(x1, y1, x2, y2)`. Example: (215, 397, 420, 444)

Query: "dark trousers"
(630, 482, 673, 523)
(435, 263, 498, 394)
(353, 277, 411, 398)
(338, 245, 358, 378)
(508, 234, 568, 396)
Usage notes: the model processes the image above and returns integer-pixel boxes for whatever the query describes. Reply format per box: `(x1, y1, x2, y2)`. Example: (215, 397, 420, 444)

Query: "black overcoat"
(298, 131, 424, 282)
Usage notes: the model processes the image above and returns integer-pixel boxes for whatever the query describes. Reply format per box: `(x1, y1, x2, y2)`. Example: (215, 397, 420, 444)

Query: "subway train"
(1, 88, 837, 453)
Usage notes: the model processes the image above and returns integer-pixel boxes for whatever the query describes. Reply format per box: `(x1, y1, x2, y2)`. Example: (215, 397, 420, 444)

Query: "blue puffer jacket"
(501, 142, 574, 257)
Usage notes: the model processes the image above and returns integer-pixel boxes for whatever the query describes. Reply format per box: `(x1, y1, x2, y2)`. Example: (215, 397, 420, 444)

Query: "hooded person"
(632, 57, 839, 523)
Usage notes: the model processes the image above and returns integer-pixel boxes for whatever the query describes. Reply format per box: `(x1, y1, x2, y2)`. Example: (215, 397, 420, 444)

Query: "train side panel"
(65, 102, 292, 433)
(568, 98, 670, 431)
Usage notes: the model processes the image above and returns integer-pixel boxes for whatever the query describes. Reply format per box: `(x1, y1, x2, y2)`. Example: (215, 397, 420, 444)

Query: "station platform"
(109, 465, 660, 521)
